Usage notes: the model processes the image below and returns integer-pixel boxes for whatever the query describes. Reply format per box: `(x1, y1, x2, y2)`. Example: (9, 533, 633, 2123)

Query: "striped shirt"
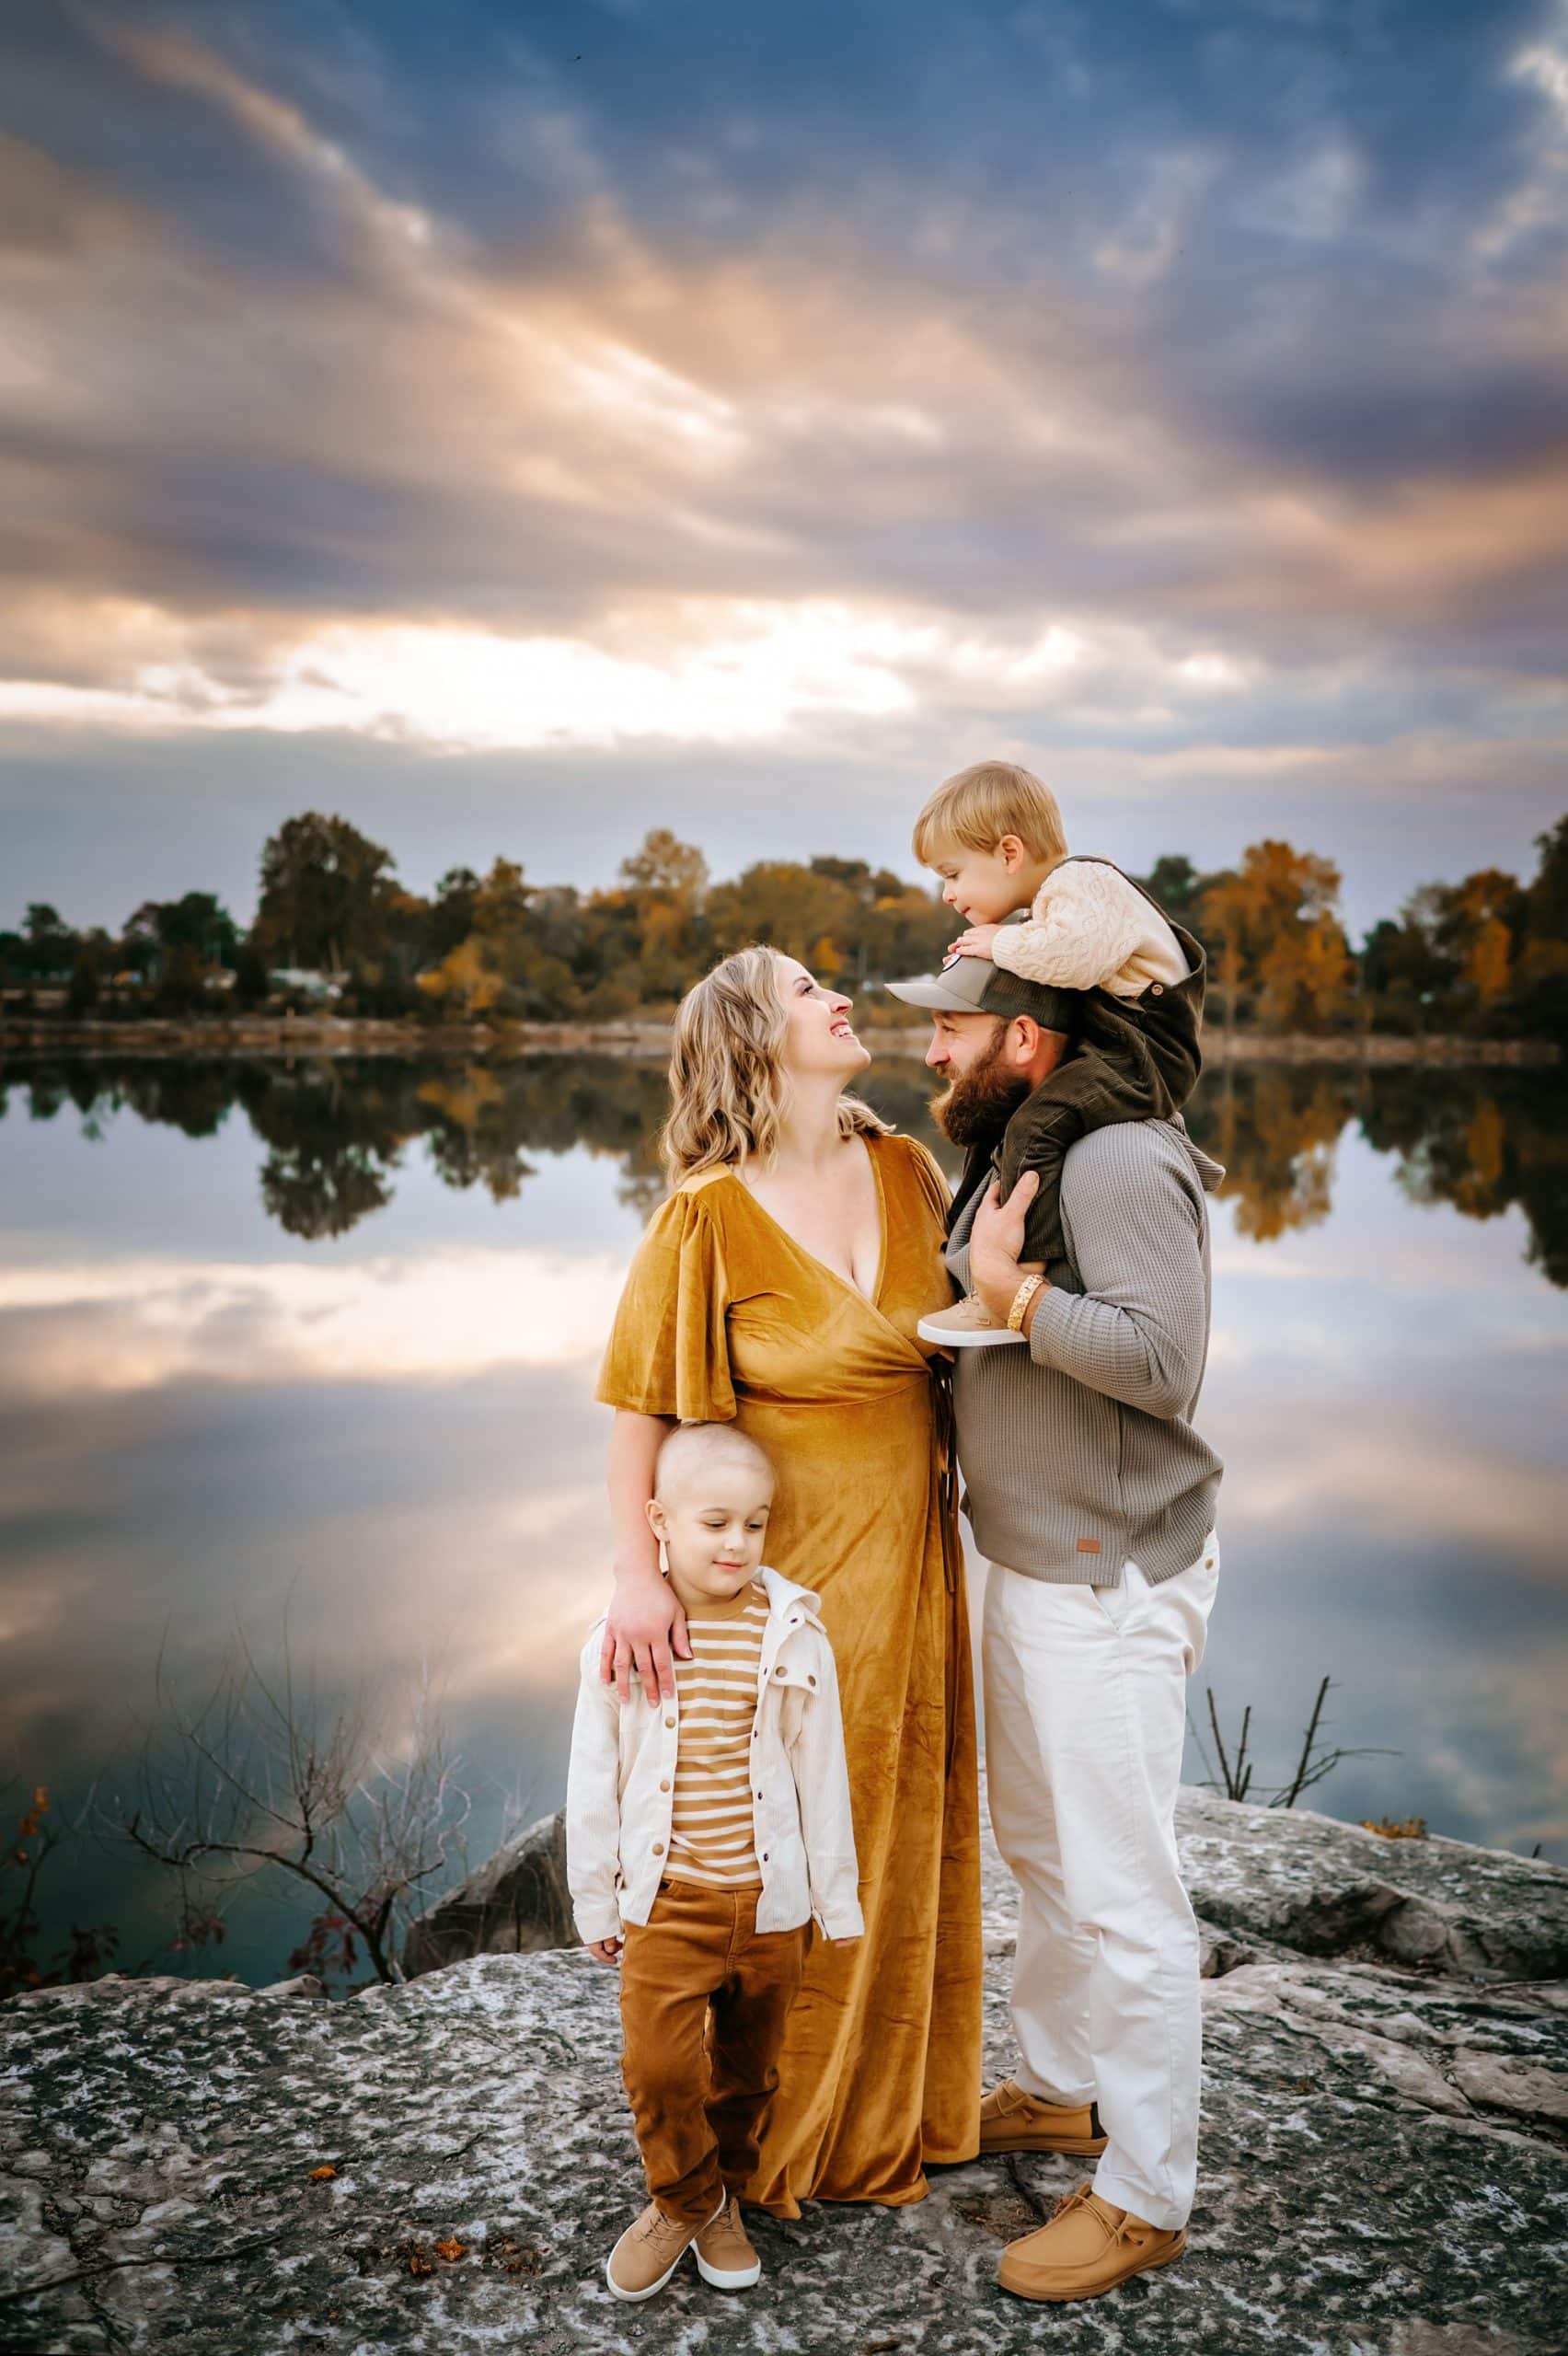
(668, 1583, 769, 1887)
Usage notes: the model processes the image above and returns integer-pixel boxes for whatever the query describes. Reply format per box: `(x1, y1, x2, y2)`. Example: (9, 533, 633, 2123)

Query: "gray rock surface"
(1178, 1787, 1568, 1982)
(3, 1796, 1565, 2355)
(404, 1806, 574, 1976)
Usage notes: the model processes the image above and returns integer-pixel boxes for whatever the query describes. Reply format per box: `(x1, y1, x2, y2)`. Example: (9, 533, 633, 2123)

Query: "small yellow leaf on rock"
(308, 2165, 337, 2182)
(434, 2237, 467, 2262)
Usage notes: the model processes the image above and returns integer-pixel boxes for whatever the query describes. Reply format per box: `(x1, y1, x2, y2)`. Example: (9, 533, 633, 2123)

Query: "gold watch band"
(1006, 1273, 1045, 1332)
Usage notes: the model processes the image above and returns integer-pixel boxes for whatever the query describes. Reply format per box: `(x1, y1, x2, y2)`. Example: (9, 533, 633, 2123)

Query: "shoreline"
(0, 1014, 1558, 1067)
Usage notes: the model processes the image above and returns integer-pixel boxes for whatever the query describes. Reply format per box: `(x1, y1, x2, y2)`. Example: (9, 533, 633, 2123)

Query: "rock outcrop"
(3, 1792, 1565, 2354)
(403, 1807, 574, 1976)
(1178, 1787, 1568, 1982)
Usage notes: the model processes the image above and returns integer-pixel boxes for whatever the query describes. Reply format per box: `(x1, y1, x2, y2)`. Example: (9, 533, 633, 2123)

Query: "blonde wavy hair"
(660, 945, 891, 1188)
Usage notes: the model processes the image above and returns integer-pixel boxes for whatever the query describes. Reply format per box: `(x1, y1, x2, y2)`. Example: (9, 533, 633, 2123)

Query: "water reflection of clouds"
(0, 1358, 617, 1755)
(0, 1247, 633, 1393)
(1415, 1654, 1568, 1855)
(5, 1088, 1566, 1985)
(1206, 1130, 1568, 1574)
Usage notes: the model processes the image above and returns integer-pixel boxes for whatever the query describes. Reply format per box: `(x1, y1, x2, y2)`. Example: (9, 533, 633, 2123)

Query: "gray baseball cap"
(883, 953, 1079, 1033)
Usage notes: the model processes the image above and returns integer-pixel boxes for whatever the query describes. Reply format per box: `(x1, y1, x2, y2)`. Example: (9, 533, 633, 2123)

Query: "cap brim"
(882, 976, 979, 1012)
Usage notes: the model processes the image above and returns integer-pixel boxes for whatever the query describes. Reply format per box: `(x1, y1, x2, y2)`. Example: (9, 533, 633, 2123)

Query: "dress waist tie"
(931, 1359, 963, 1776)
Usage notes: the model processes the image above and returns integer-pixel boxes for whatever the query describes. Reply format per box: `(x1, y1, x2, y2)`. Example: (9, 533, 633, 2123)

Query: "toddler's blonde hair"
(912, 759, 1068, 870)
(660, 944, 890, 1187)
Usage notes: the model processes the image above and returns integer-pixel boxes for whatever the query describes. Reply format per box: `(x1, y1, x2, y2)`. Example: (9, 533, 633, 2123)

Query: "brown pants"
(619, 1877, 810, 2227)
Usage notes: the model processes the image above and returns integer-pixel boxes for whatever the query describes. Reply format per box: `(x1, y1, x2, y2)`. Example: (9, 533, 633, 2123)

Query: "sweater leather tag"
(1076, 1538, 1102, 1555)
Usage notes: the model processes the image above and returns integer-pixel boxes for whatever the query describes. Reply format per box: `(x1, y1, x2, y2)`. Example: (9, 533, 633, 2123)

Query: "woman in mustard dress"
(595, 944, 982, 2218)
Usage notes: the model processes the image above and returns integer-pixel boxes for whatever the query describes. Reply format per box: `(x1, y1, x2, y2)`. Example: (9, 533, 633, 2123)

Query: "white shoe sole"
(694, 2247, 762, 2290)
(605, 2196, 725, 2304)
(605, 2246, 689, 2303)
(917, 1315, 1027, 1347)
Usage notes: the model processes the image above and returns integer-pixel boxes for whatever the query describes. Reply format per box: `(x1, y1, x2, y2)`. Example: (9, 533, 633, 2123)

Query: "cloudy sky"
(4, 0, 1567, 932)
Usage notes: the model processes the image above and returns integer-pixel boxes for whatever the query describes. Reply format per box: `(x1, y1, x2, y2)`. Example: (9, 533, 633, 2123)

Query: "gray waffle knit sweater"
(946, 1117, 1224, 1587)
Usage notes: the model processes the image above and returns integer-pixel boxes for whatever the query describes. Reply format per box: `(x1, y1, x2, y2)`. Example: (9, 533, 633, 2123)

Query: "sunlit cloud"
(0, 0, 1564, 915)
(0, 604, 1286, 752)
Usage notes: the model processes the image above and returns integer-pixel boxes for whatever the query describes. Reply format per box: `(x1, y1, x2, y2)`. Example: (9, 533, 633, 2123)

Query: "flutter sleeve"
(896, 1133, 953, 1223)
(594, 1184, 737, 1424)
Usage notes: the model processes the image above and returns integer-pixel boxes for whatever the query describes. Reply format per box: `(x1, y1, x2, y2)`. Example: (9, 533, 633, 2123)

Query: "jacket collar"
(759, 1564, 823, 1628)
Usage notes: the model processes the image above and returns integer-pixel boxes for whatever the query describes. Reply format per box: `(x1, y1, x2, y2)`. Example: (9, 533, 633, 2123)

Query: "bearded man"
(885, 952, 1225, 2305)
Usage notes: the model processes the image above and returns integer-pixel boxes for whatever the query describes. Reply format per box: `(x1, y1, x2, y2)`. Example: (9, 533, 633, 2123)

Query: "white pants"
(983, 1538, 1219, 2231)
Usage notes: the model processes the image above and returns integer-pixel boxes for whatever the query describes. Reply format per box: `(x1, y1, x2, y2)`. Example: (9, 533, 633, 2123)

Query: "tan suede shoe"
(693, 2191, 761, 2290)
(917, 1293, 1027, 1348)
(978, 2078, 1108, 2157)
(605, 2197, 721, 2303)
(998, 2184, 1186, 2304)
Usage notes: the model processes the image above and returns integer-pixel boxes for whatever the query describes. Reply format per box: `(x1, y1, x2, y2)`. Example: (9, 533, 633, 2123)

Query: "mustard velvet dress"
(595, 1128, 983, 2217)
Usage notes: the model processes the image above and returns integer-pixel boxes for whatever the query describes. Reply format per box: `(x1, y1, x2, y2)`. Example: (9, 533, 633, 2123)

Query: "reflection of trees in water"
(1356, 1070, 1568, 1289)
(7, 1059, 238, 1140)
(2, 1053, 1563, 1285)
(1185, 1063, 1567, 1282)
(1185, 1066, 1358, 1242)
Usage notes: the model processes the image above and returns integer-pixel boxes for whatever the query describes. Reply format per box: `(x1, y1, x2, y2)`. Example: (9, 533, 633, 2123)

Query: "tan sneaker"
(693, 2191, 761, 2290)
(917, 1293, 1026, 1348)
(998, 2184, 1186, 2304)
(605, 2196, 721, 2302)
(979, 2078, 1108, 2157)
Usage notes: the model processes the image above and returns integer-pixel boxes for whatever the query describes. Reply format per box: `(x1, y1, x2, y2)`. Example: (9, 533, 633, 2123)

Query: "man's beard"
(930, 1031, 1033, 1149)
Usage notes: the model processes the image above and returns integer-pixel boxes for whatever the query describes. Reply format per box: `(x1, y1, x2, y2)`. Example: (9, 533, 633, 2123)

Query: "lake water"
(3, 1048, 1565, 1987)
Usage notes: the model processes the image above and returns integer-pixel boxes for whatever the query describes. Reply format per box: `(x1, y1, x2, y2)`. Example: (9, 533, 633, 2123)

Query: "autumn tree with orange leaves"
(1198, 841, 1355, 1033)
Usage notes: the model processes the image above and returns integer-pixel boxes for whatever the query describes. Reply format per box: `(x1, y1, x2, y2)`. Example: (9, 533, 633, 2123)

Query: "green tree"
(253, 814, 398, 974)
(65, 951, 100, 1017)
(233, 941, 271, 1010)
(1526, 814, 1568, 942)
(1138, 856, 1205, 925)
(151, 943, 212, 1015)
(425, 868, 482, 963)
(17, 904, 77, 979)
(1510, 814, 1568, 1046)
(122, 894, 239, 976)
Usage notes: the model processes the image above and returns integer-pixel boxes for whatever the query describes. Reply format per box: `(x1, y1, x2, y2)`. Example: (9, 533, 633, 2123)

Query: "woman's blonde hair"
(660, 945, 891, 1188)
(912, 758, 1067, 869)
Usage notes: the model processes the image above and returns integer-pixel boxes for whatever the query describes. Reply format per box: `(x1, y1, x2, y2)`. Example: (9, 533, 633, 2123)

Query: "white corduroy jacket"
(566, 1566, 864, 1948)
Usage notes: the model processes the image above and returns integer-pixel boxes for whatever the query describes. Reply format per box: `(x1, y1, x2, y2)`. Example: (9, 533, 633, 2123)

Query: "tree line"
(5, 811, 1566, 1040)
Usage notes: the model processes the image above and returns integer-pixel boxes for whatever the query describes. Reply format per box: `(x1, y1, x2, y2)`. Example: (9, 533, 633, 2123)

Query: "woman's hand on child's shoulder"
(946, 923, 1000, 959)
(601, 1569, 691, 1707)
(588, 1936, 623, 1965)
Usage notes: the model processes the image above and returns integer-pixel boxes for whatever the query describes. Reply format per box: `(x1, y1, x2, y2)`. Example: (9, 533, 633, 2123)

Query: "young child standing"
(567, 1421, 862, 2304)
(905, 758, 1205, 1345)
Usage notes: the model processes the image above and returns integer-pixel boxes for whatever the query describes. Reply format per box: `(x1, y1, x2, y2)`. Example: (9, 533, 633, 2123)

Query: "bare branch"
(1199, 1675, 1400, 1813)
(1277, 1674, 1332, 1809)
(103, 1624, 474, 1985)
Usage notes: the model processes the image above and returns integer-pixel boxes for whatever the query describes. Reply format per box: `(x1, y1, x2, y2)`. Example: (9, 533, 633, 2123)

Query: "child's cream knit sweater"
(990, 858, 1187, 999)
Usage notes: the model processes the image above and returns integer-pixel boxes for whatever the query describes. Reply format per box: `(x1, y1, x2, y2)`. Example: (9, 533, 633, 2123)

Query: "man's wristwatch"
(1007, 1273, 1046, 1332)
